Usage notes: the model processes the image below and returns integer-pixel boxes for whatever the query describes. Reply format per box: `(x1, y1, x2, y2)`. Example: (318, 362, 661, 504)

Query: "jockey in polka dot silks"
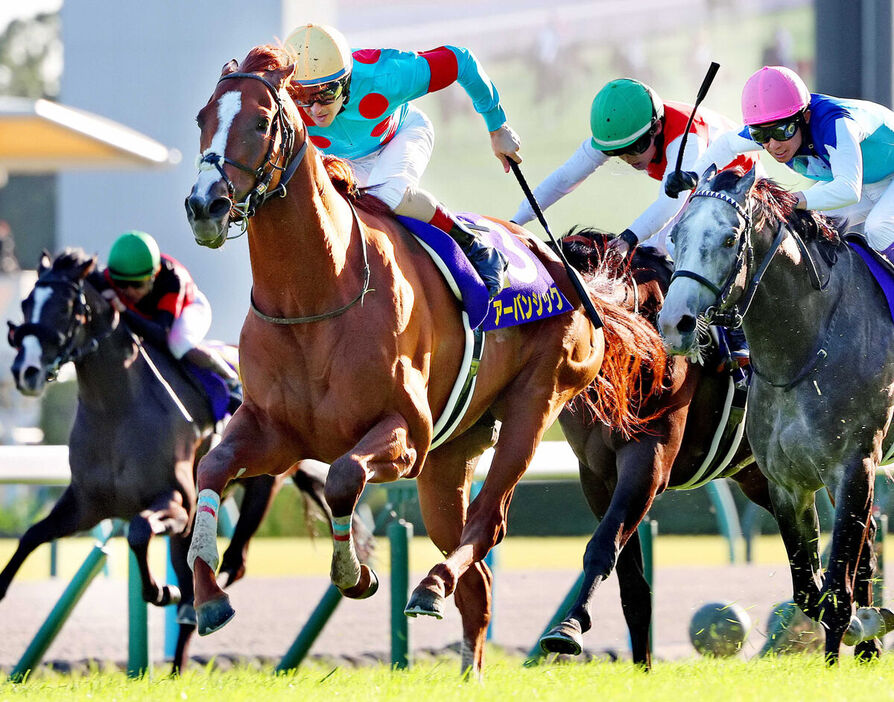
(666, 65, 894, 261)
(284, 23, 522, 300)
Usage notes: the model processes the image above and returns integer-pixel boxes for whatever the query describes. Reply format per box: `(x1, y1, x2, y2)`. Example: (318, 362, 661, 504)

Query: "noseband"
(11, 277, 103, 382)
(197, 72, 308, 228)
(670, 188, 788, 328)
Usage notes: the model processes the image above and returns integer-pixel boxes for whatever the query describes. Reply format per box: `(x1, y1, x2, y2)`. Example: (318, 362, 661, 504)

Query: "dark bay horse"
(4, 250, 350, 672)
(183, 45, 667, 675)
(658, 167, 894, 662)
(536, 231, 773, 667)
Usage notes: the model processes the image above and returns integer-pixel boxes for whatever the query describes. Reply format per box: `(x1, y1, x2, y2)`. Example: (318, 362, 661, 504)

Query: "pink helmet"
(741, 66, 810, 125)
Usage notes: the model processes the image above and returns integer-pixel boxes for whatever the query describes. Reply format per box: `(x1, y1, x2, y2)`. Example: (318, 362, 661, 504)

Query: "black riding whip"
(509, 160, 603, 329)
(673, 61, 720, 178)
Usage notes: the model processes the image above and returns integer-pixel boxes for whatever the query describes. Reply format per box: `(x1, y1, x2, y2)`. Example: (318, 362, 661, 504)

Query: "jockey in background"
(666, 65, 894, 262)
(283, 23, 522, 300)
(94, 230, 243, 413)
(512, 77, 757, 371)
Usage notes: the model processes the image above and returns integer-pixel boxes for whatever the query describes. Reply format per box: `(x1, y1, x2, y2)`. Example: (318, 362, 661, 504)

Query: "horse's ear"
(38, 250, 52, 275)
(220, 59, 239, 78)
(75, 255, 97, 280)
(735, 166, 758, 195)
(267, 64, 296, 90)
(698, 164, 718, 186)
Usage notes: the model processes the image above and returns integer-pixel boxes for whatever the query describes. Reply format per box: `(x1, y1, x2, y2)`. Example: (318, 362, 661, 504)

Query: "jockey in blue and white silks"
(666, 66, 894, 258)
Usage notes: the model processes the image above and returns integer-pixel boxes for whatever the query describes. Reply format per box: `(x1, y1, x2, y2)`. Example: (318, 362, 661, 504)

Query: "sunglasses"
(748, 118, 799, 144)
(294, 80, 344, 108)
(114, 278, 152, 289)
(602, 130, 654, 158)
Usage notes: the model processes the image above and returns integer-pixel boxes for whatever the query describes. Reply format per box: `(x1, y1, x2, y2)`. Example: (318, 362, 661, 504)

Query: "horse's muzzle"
(185, 192, 230, 249)
(11, 357, 47, 397)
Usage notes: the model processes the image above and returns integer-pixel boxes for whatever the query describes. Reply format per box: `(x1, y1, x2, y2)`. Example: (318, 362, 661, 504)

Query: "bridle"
(9, 276, 108, 382)
(670, 185, 837, 390)
(196, 72, 308, 231)
(196, 70, 372, 325)
(671, 188, 796, 328)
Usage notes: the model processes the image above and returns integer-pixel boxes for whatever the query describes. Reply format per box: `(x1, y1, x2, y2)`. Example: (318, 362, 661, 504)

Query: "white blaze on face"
(19, 286, 53, 374)
(194, 91, 242, 199)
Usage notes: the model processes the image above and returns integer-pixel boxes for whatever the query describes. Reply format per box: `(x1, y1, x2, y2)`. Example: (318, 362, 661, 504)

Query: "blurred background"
(0, 0, 888, 535)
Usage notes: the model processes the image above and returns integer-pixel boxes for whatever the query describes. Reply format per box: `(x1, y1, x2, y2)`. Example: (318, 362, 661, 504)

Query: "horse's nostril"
(185, 195, 205, 219)
(677, 315, 697, 334)
(208, 198, 231, 219)
(22, 366, 40, 386)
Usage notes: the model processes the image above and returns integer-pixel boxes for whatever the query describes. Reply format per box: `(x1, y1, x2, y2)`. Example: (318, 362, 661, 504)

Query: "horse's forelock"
(238, 44, 292, 75)
(50, 248, 91, 277)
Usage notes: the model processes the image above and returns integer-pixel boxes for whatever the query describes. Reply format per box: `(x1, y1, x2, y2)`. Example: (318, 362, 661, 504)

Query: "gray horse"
(658, 167, 894, 663)
(3, 249, 355, 672)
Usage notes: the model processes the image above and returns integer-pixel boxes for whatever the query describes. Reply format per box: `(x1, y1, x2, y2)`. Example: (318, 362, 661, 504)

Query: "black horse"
(3, 249, 367, 672)
(536, 231, 774, 667)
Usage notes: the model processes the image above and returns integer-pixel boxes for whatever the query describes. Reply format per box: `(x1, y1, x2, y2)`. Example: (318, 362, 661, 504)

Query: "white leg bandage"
(188, 489, 221, 573)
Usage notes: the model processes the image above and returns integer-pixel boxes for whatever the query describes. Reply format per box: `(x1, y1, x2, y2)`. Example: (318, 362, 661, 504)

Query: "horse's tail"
(572, 266, 669, 440)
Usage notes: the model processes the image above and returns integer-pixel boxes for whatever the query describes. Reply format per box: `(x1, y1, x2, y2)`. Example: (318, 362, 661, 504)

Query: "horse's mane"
(710, 170, 841, 246)
(552, 229, 669, 437)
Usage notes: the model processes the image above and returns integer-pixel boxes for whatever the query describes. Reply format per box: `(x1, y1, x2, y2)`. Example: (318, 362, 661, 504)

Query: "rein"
(197, 72, 308, 232)
(249, 201, 373, 324)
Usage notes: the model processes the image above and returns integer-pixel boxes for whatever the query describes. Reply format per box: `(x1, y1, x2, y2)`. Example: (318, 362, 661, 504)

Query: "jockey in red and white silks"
(513, 79, 759, 259)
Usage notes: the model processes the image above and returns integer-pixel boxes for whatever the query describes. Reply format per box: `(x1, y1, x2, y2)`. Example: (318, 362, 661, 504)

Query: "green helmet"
(108, 231, 161, 281)
(590, 79, 664, 151)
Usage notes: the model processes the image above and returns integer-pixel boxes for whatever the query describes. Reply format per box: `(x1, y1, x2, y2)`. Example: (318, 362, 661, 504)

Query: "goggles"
(294, 80, 345, 108)
(747, 118, 799, 144)
(602, 130, 653, 158)
(113, 277, 152, 289)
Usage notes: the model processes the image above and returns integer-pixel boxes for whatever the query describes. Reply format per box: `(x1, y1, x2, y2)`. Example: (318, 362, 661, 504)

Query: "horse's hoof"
(177, 603, 197, 627)
(196, 595, 235, 636)
(338, 564, 379, 600)
(540, 621, 583, 655)
(404, 587, 446, 619)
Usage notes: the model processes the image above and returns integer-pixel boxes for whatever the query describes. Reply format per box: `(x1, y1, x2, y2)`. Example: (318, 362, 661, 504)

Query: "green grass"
(4, 655, 894, 701)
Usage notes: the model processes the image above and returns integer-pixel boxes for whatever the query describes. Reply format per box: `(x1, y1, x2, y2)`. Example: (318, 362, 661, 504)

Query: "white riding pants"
(828, 173, 894, 251)
(346, 105, 434, 211)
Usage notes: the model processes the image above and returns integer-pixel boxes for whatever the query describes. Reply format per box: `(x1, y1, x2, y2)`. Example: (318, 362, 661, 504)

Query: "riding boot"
(184, 345, 243, 414)
(447, 218, 509, 300)
(717, 326, 751, 394)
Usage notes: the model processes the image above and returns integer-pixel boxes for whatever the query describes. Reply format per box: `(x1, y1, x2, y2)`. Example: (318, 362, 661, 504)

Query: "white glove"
(101, 288, 126, 313)
(490, 124, 522, 172)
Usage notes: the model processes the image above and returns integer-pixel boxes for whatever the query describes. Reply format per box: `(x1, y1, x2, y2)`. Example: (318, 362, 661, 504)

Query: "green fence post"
(276, 585, 343, 672)
(874, 512, 887, 608)
(389, 518, 413, 669)
(705, 480, 742, 563)
(127, 547, 149, 678)
(10, 538, 110, 682)
(639, 518, 657, 645)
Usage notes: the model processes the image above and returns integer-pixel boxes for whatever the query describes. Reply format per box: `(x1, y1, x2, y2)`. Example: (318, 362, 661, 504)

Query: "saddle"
(397, 213, 571, 330)
(845, 234, 894, 324)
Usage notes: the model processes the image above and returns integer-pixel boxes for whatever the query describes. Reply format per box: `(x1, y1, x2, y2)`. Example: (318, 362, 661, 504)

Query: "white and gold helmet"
(284, 23, 353, 87)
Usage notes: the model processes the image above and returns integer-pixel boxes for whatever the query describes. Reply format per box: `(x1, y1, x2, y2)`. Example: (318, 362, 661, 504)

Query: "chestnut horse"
(184, 45, 666, 674)
(537, 231, 773, 667)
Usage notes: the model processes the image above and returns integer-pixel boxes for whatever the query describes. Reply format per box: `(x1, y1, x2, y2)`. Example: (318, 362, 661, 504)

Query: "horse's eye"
(722, 235, 736, 248)
(256, 119, 269, 132)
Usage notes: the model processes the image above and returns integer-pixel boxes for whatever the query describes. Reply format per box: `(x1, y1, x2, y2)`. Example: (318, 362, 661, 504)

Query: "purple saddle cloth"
(183, 364, 230, 423)
(848, 238, 894, 323)
(396, 213, 571, 330)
